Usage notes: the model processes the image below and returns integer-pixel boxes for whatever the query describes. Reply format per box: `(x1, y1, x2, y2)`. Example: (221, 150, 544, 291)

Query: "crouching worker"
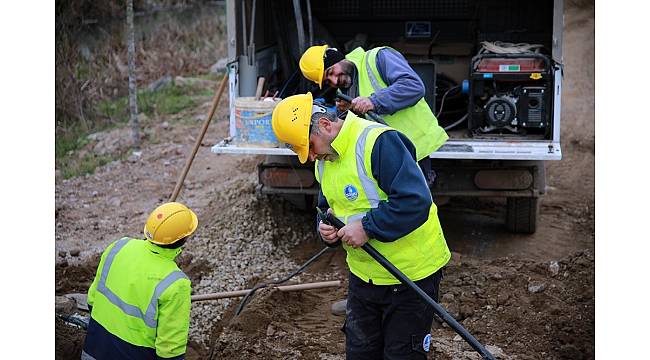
(82, 202, 198, 360)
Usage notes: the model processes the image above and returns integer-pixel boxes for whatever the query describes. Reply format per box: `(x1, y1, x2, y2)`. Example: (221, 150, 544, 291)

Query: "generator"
(468, 53, 554, 138)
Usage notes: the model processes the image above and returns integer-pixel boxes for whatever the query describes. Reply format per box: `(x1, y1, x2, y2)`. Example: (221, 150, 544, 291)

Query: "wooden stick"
(191, 280, 341, 302)
(169, 72, 229, 202)
(255, 76, 265, 100)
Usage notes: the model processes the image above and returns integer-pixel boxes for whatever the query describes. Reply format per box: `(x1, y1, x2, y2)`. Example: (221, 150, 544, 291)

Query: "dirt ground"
(54, 3, 594, 360)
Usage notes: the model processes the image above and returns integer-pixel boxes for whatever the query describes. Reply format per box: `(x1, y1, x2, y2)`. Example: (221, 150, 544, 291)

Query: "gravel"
(527, 283, 546, 294)
(182, 173, 323, 345)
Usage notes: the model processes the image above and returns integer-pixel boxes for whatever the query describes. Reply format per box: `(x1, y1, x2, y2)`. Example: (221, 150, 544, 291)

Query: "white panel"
(430, 140, 562, 160)
(553, 67, 562, 143)
(212, 139, 562, 160)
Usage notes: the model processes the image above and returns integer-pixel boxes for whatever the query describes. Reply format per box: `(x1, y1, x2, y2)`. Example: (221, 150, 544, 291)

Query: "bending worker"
(299, 44, 449, 182)
(82, 202, 198, 360)
(272, 93, 451, 359)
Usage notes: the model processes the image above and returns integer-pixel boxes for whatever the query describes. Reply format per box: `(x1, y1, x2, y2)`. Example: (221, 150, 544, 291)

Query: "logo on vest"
(343, 184, 358, 201)
(423, 334, 431, 352)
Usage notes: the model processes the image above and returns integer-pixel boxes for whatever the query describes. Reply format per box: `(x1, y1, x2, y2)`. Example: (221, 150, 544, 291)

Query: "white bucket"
(234, 97, 281, 147)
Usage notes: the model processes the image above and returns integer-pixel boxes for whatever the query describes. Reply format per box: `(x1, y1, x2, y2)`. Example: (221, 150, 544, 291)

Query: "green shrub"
(97, 84, 200, 123)
(59, 153, 115, 179)
(57, 82, 207, 179)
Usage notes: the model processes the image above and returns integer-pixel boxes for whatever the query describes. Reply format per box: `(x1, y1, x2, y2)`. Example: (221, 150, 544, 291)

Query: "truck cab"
(212, 0, 564, 233)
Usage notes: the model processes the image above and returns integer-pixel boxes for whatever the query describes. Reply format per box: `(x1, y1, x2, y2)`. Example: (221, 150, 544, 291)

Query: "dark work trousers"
(343, 269, 444, 360)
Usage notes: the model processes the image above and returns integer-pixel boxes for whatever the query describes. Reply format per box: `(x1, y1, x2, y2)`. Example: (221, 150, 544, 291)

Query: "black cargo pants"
(342, 269, 443, 360)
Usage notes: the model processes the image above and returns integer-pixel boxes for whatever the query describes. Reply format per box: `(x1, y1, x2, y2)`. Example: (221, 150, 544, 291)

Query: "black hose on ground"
(234, 245, 334, 316)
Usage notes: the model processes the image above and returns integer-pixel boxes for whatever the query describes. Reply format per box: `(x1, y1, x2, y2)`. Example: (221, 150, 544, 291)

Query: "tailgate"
(211, 138, 561, 160)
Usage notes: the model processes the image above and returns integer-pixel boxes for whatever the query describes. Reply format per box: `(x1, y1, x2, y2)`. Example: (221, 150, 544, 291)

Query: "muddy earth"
(54, 4, 594, 360)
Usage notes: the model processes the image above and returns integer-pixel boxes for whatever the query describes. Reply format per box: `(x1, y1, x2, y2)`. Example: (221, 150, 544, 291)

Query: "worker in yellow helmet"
(272, 93, 450, 359)
(82, 202, 198, 360)
(299, 44, 449, 177)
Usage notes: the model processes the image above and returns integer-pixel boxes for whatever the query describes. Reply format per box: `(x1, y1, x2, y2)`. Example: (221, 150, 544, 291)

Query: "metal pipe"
(292, 0, 306, 54)
(241, 0, 247, 56)
(306, 0, 313, 46)
(249, 0, 256, 47)
(191, 280, 341, 301)
(248, 0, 256, 66)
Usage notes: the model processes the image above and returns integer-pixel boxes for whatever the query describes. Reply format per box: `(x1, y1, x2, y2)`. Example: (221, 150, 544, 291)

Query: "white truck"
(212, 0, 564, 233)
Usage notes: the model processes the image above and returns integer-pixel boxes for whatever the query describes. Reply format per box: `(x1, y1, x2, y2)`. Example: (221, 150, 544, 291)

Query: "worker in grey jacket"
(299, 44, 449, 180)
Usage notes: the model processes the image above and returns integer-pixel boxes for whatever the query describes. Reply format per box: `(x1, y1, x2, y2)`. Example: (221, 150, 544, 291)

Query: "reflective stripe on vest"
(81, 350, 96, 360)
(356, 124, 384, 208)
(363, 48, 396, 93)
(317, 124, 384, 208)
(318, 115, 450, 284)
(345, 47, 449, 160)
(97, 238, 188, 328)
(337, 213, 366, 224)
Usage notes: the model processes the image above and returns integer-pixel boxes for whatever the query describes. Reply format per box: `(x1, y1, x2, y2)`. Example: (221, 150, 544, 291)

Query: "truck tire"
(506, 197, 539, 234)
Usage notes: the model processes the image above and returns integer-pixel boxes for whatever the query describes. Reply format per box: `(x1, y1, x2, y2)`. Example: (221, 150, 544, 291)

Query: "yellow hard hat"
(144, 202, 198, 245)
(299, 44, 328, 89)
(272, 92, 313, 164)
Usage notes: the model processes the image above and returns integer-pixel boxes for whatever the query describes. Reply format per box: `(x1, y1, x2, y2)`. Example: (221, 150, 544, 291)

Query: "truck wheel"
(506, 197, 539, 234)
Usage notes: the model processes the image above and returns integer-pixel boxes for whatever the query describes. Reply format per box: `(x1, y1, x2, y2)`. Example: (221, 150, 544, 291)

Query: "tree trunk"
(126, 0, 140, 149)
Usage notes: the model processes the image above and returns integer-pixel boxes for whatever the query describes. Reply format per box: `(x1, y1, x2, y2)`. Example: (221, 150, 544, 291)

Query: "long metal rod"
(241, 0, 247, 56)
(249, 0, 256, 47)
(248, 0, 256, 66)
(191, 280, 341, 301)
(292, 0, 306, 54)
(321, 209, 496, 360)
(169, 72, 229, 202)
(306, 0, 313, 46)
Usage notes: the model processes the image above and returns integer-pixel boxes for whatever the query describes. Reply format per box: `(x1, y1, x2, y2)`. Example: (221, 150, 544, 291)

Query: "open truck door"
(213, 0, 564, 233)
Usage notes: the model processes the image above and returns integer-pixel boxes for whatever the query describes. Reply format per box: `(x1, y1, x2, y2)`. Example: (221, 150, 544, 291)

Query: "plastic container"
(234, 97, 281, 147)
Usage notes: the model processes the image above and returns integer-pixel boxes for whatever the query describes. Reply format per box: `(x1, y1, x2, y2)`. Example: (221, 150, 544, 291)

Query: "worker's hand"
(350, 96, 375, 115)
(318, 209, 339, 244)
(335, 98, 351, 113)
(337, 220, 368, 248)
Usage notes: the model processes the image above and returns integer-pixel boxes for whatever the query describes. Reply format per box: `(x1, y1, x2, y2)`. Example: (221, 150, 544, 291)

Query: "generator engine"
(468, 53, 553, 138)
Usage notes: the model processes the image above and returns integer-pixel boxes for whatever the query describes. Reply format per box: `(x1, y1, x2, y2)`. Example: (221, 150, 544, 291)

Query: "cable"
(443, 113, 469, 131)
(436, 85, 460, 117)
(479, 41, 543, 55)
(235, 245, 333, 316)
(278, 68, 301, 99)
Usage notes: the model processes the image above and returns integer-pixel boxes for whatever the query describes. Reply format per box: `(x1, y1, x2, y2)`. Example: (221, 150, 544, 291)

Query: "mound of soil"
(431, 250, 594, 359)
(204, 249, 593, 360)
(55, 254, 100, 295)
(55, 317, 84, 360)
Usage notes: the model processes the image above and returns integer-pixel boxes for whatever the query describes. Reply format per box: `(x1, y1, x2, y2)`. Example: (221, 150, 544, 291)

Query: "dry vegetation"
(55, 0, 226, 156)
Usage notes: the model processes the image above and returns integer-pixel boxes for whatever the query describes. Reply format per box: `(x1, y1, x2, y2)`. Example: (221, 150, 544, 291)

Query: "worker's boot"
(331, 299, 347, 316)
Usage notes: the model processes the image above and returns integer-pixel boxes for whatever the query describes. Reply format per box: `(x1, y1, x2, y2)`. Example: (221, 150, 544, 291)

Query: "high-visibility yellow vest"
(86, 238, 191, 358)
(345, 46, 449, 161)
(315, 114, 450, 284)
